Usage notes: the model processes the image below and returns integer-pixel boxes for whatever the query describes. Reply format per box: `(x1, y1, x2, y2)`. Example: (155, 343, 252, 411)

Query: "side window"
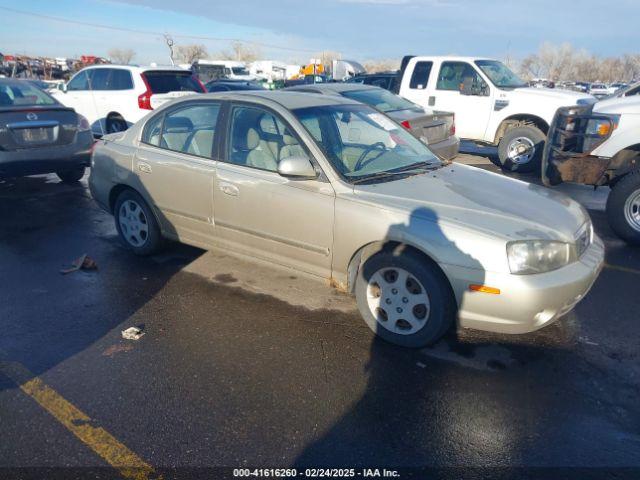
(67, 71, 89, 91)
(228, 106, 305, 172)
(142, 114, 163, 147)
(436, 62, 485, 91)
(143, 103, 220, 157)
(111, 69, 134, 90)
(90, 69, 111, 91)
(409, 61, 433, 89)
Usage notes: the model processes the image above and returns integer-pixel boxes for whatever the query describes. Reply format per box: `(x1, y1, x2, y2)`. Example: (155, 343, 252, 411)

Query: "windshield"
(475, 60, 527, 88)
(0, 81, 57, 107)
(232, 67, 249, 75)
(340, 88, 422, 114)
(293, 104, 441, 182)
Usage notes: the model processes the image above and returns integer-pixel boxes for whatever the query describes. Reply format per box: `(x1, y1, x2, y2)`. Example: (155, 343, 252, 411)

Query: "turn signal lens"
(597, 123, 611, 136)
(469, 285, 501, 295)
(400, 120, 411, 130)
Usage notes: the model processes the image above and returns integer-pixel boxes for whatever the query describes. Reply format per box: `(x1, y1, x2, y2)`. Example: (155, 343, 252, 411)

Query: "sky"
(0, 0, 637, 65)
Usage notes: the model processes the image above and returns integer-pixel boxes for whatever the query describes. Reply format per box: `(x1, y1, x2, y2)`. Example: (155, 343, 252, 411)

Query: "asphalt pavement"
(1, 149, 639, 480)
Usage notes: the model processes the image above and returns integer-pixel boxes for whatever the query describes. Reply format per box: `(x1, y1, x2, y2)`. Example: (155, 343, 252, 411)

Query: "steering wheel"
(354, 142, 387, 171)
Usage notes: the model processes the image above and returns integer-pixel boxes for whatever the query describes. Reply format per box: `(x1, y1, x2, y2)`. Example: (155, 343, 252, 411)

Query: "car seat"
(161, 116, 193, 151)
(246, 127, 278, 171)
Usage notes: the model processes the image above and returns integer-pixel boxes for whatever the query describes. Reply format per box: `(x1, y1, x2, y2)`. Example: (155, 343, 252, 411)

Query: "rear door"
(400, 60, 434, 107)
(133, 100, 222, 245)
(90, 68, 135, 133)
(142, 70, 205, 110)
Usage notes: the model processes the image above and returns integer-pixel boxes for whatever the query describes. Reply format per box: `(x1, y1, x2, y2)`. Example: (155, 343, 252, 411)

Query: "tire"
(56, 167, 85, 183)
(106, 116, 128, 134)
(355, 248, 456, 348)
(606, 170, 640, 245)
(113, 189, 163, 255)
(497, 125, 546, 173)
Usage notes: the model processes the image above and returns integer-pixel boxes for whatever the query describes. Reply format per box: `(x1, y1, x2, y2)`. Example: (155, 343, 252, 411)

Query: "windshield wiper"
(393, 161, 441, 172)
(350, 166, 436, 185)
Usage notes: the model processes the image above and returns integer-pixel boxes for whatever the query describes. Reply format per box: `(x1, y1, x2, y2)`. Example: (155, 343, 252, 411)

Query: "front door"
(213, 104, 335, 278)
(429, 61, 493, 141)
(133, 101, 222, 246)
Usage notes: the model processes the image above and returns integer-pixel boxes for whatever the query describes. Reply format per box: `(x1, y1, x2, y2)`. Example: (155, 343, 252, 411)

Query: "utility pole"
(164, 34, 175, 66)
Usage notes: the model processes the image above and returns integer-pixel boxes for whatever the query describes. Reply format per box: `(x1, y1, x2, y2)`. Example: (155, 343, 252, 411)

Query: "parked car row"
(4, 55, 639, 349)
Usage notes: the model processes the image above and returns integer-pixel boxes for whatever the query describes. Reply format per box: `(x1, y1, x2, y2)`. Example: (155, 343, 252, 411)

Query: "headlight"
(77, 114, 91, 132)
(586, 114, 619, 137)
(507, 240, 572, 275)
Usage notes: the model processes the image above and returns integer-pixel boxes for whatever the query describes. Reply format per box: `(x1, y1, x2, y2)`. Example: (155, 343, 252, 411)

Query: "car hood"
(352, 163, 587, 242)
(511, 87, 595, 105)
(594, 95, 640, 115)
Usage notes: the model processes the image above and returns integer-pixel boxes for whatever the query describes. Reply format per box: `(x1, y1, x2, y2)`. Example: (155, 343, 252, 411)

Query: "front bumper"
(429, 135, 460, 162)
(443, 234, 605, 334)
(0, 130, 93, 177)
(542, 106, 613, 186)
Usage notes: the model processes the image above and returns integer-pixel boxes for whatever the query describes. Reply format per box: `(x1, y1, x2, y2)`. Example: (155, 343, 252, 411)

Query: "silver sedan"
(89, 91, 604, 347)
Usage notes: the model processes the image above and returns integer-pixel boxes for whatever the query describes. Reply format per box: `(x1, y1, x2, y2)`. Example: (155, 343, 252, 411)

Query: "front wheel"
(497, 125, 546, 173)
(114, 189, 163, 255)
(56, 167, 85, 183)
(355, 249, 456, 348)
(606, 170, 640, 245)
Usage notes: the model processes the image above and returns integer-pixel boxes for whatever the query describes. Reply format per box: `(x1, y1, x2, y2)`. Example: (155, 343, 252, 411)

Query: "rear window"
(143, 71, 204, 94)
(409, 61, 433, 89)
(0, 82, 57, 107)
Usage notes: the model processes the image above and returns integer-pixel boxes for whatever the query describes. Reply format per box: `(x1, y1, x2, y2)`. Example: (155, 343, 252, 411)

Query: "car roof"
(286, 83, 382, 95)
(410, 56, 494, 63)
(198, 90, 359, 109)
(78, 64, 190, 73)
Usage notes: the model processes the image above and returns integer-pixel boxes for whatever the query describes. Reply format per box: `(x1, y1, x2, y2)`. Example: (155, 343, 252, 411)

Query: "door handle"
(428, 96, 436, 106)
(219, 182, 239, 196)
(137, 162, 152, 174)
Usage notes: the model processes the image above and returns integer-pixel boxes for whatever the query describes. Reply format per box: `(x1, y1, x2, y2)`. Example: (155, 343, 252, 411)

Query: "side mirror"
(60, 83, 68, 93)
(278, 156, 317, 179)
(460, 78, 488, 96)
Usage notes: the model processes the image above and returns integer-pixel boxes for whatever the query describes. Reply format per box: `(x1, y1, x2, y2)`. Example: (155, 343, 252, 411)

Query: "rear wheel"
(498, 125, 546, 173)
(56, 167, 85, 183)
(606, 170, 640, 245)
(114, 189, 163, 255)
(355, 249, 456, 347)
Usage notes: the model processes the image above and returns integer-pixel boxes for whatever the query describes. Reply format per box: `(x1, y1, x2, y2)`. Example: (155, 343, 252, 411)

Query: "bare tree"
(175, 44, 209, 64)
(219, 41, 261, 62)
(108, 48, 136, 65)
(363, 59, 400, 73)
(519, 54, 544, 79)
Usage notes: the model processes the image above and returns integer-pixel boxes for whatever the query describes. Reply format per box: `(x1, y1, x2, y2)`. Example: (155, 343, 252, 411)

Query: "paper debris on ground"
(60, 254, 98, 274)
(121, 327, 145, 340)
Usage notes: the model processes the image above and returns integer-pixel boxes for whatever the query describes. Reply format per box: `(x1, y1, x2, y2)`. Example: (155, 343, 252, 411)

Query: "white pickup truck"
(543, 96, 640, 244)
(396, 56, 595, 172)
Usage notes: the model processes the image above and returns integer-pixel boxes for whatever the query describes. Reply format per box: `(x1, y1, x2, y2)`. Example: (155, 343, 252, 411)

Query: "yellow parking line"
(0, 360, 161, 480)
(604, 262, 640, 275)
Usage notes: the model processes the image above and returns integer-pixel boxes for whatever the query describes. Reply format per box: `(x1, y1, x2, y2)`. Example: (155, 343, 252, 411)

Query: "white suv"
(52, 65, 206, 136)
